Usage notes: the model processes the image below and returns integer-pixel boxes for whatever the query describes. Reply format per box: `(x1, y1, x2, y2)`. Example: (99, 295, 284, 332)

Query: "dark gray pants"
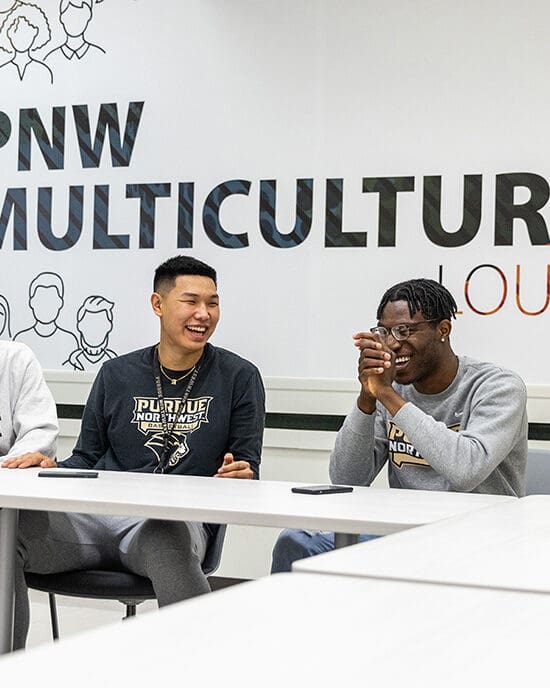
(15, 510, 210, 649)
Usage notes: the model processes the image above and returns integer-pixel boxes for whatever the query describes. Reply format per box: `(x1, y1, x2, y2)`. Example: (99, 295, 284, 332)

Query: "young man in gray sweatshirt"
(272, 278, 528, 572)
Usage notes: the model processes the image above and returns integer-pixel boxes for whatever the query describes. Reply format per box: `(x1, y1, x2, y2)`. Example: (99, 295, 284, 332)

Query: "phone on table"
(291, 484, 353, 495)
(38, 470, 99, 478)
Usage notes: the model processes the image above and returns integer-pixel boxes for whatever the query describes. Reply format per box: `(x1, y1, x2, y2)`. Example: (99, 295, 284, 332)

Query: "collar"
(60, 41, 90, 60)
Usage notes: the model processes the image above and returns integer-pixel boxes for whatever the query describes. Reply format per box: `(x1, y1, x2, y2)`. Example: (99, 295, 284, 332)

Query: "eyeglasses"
(370, 320, 439, 341)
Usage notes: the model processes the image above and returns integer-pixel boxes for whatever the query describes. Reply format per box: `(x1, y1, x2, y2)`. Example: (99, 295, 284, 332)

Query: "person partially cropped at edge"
(0, 340, 57, 466)
(272, 278, 527, 572)
(3, 255, 265, 649)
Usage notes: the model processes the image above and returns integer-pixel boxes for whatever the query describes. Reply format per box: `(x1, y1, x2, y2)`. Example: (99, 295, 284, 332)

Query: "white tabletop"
(294, 495, 550, 593)
(0, 468, 514, 535)
(0, 572, 546, 685)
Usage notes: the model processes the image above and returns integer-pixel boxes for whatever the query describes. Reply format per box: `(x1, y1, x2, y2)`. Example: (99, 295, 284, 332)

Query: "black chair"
(25, 524, 227, 641)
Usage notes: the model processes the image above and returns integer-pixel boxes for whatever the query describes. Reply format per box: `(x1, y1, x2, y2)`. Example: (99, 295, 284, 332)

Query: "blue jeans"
(271, 529, 381, 573)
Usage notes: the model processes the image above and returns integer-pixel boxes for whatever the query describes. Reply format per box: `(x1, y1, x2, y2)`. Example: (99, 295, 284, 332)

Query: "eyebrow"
(181, 292, 219, 299)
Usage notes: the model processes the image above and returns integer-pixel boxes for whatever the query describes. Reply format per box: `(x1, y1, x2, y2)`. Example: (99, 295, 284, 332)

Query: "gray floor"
(26, 590, 157, 649)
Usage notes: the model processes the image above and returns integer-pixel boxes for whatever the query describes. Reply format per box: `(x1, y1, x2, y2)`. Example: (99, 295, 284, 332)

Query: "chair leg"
(123, 604, 137, 620)
(48, 593, 60, 641)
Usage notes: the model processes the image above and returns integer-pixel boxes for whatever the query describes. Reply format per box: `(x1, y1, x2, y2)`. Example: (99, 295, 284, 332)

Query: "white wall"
(1, 0, 549, 384)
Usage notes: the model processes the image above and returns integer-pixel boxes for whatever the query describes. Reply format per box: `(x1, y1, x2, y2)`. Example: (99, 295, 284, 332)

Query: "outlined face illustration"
(60, 3, 92, 37)
(0, 5, 51, 54)
(30, 285, 63, 324)
(0, 295, 12, 338)
(7, 16, 37, 51)
(77, 309, 112, 347)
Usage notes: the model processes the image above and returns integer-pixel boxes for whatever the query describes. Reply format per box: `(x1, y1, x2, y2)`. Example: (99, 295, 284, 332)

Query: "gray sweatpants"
(15, 510, 211, 650)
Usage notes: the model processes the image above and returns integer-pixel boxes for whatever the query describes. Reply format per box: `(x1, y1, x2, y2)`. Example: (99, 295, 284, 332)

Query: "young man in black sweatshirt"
(4, 255, 265, 649)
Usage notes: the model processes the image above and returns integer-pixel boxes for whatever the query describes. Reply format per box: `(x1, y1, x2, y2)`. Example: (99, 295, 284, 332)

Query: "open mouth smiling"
(186, 325, 207, 335)
(395, 355, 411, 368)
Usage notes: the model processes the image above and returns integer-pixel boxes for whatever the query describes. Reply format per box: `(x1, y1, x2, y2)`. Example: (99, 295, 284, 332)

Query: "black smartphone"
(291, 484, 353, 495)
(38, 470, 99, 478)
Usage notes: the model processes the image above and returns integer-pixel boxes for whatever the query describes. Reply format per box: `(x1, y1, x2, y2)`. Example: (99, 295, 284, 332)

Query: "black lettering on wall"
(0, 188, 27, 250)
(495, 173, 550, 246)
(259, 179, 313, 249)
(73, 101, 144, 169)
(93, 185, 129, 249)
(362, 177, 414, 246)
(0, 111, 11, 149)
(37, 186, 83, 250)
(202, 180, 250, 249)
(126, 183, 171, 248)
(177, 182, 194, 249)
(18, 107, 65, 171)
(325, 178, 367, 248)
(423, 175, 482, 247)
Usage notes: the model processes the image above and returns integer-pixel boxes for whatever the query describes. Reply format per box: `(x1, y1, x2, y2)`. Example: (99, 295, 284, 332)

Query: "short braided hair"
(376, 278, 457, 322)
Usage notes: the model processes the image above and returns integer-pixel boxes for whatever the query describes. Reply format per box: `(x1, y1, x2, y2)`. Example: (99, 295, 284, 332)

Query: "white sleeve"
(4, 348, 58, 460)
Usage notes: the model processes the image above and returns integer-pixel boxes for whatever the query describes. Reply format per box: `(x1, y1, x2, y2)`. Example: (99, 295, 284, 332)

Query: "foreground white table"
(0, 468, 513, 652)
(295, 495, 550, 593)
(0, 572, 547, 686)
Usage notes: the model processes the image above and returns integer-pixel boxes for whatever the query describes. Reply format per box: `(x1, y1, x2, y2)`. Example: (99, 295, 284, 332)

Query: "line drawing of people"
(63, 295, 117, 371)
(0, 2, 53, 83)
(14, 272, 78, 369)
(0, 0, 20, 64)
(45, 0, 105, 64)
(0, 294, 12, 340)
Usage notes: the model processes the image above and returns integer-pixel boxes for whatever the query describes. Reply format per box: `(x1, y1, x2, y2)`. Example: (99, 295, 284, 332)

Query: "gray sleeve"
(5, 348, 58, 460)
(392, 374, 527, 492)
(329, 404, 389, 486)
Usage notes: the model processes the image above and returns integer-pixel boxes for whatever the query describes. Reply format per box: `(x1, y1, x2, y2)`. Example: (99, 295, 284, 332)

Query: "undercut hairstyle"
(377, 278, 458, 322)
(153, 255, 217, 293)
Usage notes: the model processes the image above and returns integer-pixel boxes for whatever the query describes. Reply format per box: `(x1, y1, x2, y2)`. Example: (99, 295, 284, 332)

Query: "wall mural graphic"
(0, 0, 105, 84)
(11, 271, 116, 369)
(65, 294, 116, 371)
(0, 2, 547, 383)
(0, 294, 12, 340)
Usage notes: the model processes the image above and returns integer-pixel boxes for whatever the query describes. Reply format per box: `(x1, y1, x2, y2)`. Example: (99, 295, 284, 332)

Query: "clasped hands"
(353, 332, 397, 414)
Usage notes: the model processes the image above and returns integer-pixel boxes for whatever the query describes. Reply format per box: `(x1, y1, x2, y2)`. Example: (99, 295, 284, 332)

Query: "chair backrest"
(525, 448, 550, 495)
(202, 524, 227, 576)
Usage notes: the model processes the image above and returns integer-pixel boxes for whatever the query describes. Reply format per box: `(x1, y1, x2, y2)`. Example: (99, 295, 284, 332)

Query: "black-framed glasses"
(370, 319, 439, 341)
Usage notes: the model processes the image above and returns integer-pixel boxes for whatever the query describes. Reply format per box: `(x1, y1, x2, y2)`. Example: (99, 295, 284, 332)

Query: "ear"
(438, 319, 452, 339)
(150, 292, 163, 317)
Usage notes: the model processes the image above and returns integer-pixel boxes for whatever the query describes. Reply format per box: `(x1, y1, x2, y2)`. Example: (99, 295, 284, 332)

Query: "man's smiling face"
(154, 274, 220, 359)
(377, 300, 446, 390)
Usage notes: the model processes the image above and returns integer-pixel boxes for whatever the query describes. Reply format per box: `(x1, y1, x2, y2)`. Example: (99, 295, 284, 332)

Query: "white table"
(0, 468, 513, 652)
(0, 571, 547, 685)
(294, 495, 550, 594)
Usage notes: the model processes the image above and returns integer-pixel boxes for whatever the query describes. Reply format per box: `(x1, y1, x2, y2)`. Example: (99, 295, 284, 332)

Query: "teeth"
(187, 326, 206, 333)
(395, 356, 410, 364)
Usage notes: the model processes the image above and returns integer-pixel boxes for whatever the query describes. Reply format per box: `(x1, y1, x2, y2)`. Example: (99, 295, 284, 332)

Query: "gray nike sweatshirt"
(330, 356, 527, 496)
(0, 341, 58, 460)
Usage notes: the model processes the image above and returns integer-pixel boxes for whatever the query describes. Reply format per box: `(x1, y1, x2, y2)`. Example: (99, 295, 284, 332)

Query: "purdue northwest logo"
(388, 420, 460, 468)
(131, 395, 212, 466)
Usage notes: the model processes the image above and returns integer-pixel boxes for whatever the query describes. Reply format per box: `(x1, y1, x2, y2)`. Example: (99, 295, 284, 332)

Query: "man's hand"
(353, 332, 395, 412)
(1, 453, 57, 469)
(215, 453, 253, 479)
